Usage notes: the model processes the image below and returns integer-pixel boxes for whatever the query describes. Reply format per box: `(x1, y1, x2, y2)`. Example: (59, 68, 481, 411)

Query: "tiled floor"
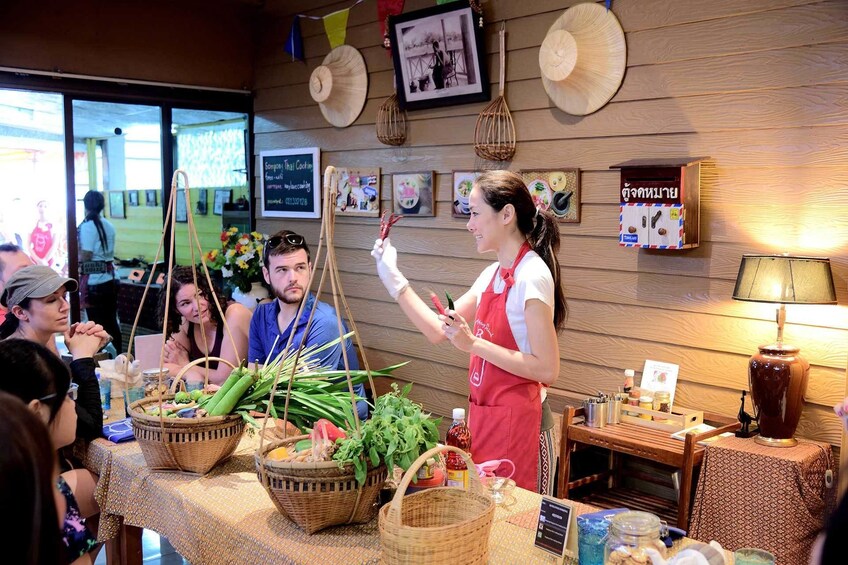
(93, 529, 190, 565)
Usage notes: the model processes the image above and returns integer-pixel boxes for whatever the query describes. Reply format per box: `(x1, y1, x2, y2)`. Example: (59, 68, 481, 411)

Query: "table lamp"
(732, 254, 836, 447)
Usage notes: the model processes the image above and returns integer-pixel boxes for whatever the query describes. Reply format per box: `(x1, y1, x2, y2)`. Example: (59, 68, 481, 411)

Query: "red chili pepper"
(429, 291, 447, 316)
(379, 210, 403, 240)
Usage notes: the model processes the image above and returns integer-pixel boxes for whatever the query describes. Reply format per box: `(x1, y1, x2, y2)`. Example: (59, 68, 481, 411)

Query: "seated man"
(0, 243, 34, 320)
(249, 230, 368, 421)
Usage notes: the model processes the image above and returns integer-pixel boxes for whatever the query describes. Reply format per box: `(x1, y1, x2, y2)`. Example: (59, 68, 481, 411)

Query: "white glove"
(371, 238, 409, 300)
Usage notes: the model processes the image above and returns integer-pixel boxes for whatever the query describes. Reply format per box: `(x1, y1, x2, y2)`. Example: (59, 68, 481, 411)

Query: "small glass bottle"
(653, 391, 671, 422)
(623, 369, 635, 394)
(638, 394, 654, 420)
(625, 387, 641, 417)
(604, 511, 666, 564)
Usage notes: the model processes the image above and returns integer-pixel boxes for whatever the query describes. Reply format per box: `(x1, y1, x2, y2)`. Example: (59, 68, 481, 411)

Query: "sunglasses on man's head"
(39, 382, 79, 402)
(264, 233, 305, 255)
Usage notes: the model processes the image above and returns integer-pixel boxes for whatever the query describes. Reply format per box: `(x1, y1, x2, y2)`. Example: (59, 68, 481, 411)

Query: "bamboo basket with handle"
(124, 169, 247, 474)
(131, 356, 244, 474)
(474, 22, 515, 161)
(254, 165, 384, 533)
(379, 445, 495, 564)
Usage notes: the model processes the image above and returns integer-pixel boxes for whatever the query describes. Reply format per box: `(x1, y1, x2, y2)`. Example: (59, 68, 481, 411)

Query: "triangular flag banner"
(284, 16, 304, 61)
(378, 0, 404, 38)
(323, 8, 350, 49)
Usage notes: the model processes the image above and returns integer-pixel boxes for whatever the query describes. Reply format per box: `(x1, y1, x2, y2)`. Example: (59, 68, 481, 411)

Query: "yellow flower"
(236, 259, 248, 270)
(226, 249, 236, 258)
(251, 231, 263, 240)
(228, 226, 239, 234)
(208, 249, 218, 259)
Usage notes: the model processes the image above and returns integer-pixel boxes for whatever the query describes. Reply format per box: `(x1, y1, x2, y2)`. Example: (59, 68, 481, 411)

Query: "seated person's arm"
(183, 304, 252, 386)
(70, 358, 104, 439)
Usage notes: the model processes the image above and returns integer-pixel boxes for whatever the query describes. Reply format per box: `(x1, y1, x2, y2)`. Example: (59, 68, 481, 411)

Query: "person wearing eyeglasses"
(0, 265, 109, 441)
(157, 265, 252, 386)
(249, 230, 369, 421)
(0, 339, 101, 565)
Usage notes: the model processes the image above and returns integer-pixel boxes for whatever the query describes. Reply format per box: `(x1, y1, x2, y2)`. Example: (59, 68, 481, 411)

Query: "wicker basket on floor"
(129, 356, 244, 474)
(379, 445, 495, 564)
(256, 435, 387, 534)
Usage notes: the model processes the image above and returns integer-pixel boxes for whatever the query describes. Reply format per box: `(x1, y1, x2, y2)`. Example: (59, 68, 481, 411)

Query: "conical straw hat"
(539, 2, 626, 116)
(310, 45, 368, 128)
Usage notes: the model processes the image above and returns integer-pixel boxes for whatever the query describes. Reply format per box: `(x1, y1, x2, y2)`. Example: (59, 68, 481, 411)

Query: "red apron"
(467, 242, 541, 491)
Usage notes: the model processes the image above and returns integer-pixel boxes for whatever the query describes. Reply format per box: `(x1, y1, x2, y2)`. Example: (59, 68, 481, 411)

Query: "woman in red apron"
(372, 170, 567, 493)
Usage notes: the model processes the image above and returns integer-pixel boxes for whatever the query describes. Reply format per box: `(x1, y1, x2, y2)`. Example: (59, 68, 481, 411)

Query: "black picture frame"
(145, 190, 158, 207)
(175, 189, 187, 223)
(128, 190, 139, 207)
(196, 188, 208, 215)
(213, 189, 231, 215)
(108, 191, 125, 219)
(389, 3, 489, 111)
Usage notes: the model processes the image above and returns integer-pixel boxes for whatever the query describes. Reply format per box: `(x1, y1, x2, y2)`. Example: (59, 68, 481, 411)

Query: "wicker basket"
(256, 435, 387, 534)
(129, 356, 245, 474)
(379, 445, 495, 564)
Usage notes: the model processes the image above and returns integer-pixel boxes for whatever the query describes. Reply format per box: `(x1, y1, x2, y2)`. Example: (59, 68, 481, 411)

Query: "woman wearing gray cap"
(0, 265, 111, 440)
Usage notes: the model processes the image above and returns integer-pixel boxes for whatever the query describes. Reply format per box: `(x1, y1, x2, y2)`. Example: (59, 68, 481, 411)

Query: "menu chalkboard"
(260, 147, 321, 218)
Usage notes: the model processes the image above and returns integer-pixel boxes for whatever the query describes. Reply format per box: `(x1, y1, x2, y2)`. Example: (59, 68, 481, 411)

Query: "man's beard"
(275, 284, 304, 305)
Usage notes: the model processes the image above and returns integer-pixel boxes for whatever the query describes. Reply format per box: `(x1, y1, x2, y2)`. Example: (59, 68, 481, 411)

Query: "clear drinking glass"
(733, 548, 775, 565)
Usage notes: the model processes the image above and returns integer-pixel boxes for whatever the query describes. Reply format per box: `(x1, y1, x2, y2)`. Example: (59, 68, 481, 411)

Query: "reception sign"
(260, 147, 321, 218)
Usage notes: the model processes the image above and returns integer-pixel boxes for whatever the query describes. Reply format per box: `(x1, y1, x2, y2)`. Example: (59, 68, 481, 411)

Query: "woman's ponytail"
(0, 310, 19, 339)
(529, 208, 567, 332)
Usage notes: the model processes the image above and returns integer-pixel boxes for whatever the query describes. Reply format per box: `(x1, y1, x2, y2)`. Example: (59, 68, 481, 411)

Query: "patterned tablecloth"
(689, 436, 836, 564)
(82, 432, 721, 564)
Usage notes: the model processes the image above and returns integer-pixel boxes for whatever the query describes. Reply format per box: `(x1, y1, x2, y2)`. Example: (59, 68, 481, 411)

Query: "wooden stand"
(557, 406, 739, 529)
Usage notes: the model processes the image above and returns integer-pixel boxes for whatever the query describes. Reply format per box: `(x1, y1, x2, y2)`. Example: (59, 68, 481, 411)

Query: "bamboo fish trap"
(474, 22, 515, 161)
(377, 91, 407, 146)
(122, 170, 246, 474)
(255, 165, 386, 533)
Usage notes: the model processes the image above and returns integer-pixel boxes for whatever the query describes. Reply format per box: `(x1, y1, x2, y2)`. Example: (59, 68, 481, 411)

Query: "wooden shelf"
(578, 486, 677, 526)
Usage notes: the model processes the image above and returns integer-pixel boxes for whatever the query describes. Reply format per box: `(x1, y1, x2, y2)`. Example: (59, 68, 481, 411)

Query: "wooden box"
(619, 405, 704, 433)
(612, 158, 706, 249)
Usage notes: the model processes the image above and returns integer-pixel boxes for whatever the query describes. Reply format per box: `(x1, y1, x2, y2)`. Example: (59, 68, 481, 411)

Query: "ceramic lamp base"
(748, 343, 809, 448)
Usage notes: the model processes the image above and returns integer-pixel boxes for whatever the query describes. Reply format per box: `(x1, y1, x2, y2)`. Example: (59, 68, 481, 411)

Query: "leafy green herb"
(333, 382, 441, 485)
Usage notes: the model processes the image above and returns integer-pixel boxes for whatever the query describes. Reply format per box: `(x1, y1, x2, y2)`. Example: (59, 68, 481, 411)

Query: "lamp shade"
(732, 255, 836, 305)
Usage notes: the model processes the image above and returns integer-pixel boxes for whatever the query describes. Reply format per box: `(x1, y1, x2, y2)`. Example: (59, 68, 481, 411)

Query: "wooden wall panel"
(254, 1, 848, 447)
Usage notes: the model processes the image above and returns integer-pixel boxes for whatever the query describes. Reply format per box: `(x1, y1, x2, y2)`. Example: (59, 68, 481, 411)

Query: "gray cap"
(0, 265, 78, 308)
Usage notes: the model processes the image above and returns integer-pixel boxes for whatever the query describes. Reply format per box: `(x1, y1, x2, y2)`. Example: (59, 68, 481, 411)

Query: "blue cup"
(99, 378, 112, 412)
(124, 386, 146, 414)
(185, 380, 204, 393)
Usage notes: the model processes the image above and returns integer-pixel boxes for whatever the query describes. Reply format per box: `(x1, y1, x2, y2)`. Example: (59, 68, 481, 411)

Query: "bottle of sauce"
(445, 408, 472, 489)
(623, 369, 635, 394)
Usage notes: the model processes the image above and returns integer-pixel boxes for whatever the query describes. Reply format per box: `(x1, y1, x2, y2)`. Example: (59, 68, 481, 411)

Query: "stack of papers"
(669, 424, 733, 446)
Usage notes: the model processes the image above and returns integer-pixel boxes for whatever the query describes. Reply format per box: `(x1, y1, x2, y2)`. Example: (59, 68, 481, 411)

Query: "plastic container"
(445, 408, 471, 488)
(97, 369, 111, 416)
(604, 511, 666, 564)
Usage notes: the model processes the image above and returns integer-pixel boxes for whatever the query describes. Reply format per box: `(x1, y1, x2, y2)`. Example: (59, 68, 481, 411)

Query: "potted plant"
(205, 228, 270, 310)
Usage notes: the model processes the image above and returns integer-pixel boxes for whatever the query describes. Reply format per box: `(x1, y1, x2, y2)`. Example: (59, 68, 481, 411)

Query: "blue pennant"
(284, 16, 304, 61)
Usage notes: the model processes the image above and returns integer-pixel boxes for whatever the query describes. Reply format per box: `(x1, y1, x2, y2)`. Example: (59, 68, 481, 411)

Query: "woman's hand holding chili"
(441, 310, 476, 352)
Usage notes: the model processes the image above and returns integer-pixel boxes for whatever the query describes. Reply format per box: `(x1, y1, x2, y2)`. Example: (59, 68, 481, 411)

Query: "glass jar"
(142, 368, 171, 398)
(604, 511, 666, 564)
(625, 388, 641, 417)
(638, 395, 653, 420)
(653, 391, 671, 422)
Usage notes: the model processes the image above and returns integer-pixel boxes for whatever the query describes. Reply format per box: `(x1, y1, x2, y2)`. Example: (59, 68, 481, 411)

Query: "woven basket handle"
(386, 445, 484, 525)
(168, 357, 236, 393)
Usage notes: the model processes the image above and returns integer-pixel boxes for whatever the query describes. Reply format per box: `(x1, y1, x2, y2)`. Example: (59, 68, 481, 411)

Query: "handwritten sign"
(260, 147, 321, 218)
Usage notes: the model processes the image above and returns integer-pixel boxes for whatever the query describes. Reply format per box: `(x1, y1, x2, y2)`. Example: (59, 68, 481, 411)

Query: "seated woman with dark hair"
(157, 265, 251, 386)
(0, 339, 101, 565)
(0, 265, 109, 441)
(0, 391, 66, 565)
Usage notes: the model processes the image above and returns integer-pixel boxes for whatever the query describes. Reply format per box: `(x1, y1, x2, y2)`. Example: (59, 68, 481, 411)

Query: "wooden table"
(558, 406, 739, 529)
(82, 431, 719, 565)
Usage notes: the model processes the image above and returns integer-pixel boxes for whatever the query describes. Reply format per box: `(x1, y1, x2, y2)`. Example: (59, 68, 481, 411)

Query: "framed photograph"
(451, 170, 480, 218)
(108, 191, 125, 219)
(128, 190, 139, 207)
(196, 188, 208, 216)
(519, 169, 581, 223)
(145, 190, 158, 207)
(213, 189, 231, 215)
(640, 360, 680, 410)
(392, 171, 435, 217)
(334, 167, 381, 217)
(175, 189, 188, 223)
(388, 3, 490, 111)
(260, 147, 321, 219)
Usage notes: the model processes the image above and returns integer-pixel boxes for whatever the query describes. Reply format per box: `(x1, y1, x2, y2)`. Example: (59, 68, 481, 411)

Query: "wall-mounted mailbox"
(611, 158, 705, 249)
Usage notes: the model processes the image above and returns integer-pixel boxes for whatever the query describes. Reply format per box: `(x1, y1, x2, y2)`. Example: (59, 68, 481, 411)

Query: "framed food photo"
(108, 191, 125, 219)
(196, 188, 208, 216)
(175, 190, 188, 223)
(213, 189, 231, 215)
(334, 167, 380, 217)
(128, 190, 139, 207)
(392, 172, 435, 217)
(145, 190, 158, 207)
(520, 169, 581, 223)
(452, 170, 480, 218)
(388, 2, 489, 111)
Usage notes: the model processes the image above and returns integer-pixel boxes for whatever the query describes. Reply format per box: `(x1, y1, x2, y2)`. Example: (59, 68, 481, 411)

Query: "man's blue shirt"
(248, 293, 368, 420)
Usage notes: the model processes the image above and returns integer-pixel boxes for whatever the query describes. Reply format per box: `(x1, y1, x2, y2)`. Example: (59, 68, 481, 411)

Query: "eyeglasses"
(38, 382, 78, 402)
(264, 233, 305, 255)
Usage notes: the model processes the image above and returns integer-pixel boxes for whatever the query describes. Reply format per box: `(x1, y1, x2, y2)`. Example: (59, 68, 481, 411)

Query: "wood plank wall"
(253, 0, 848, 446)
